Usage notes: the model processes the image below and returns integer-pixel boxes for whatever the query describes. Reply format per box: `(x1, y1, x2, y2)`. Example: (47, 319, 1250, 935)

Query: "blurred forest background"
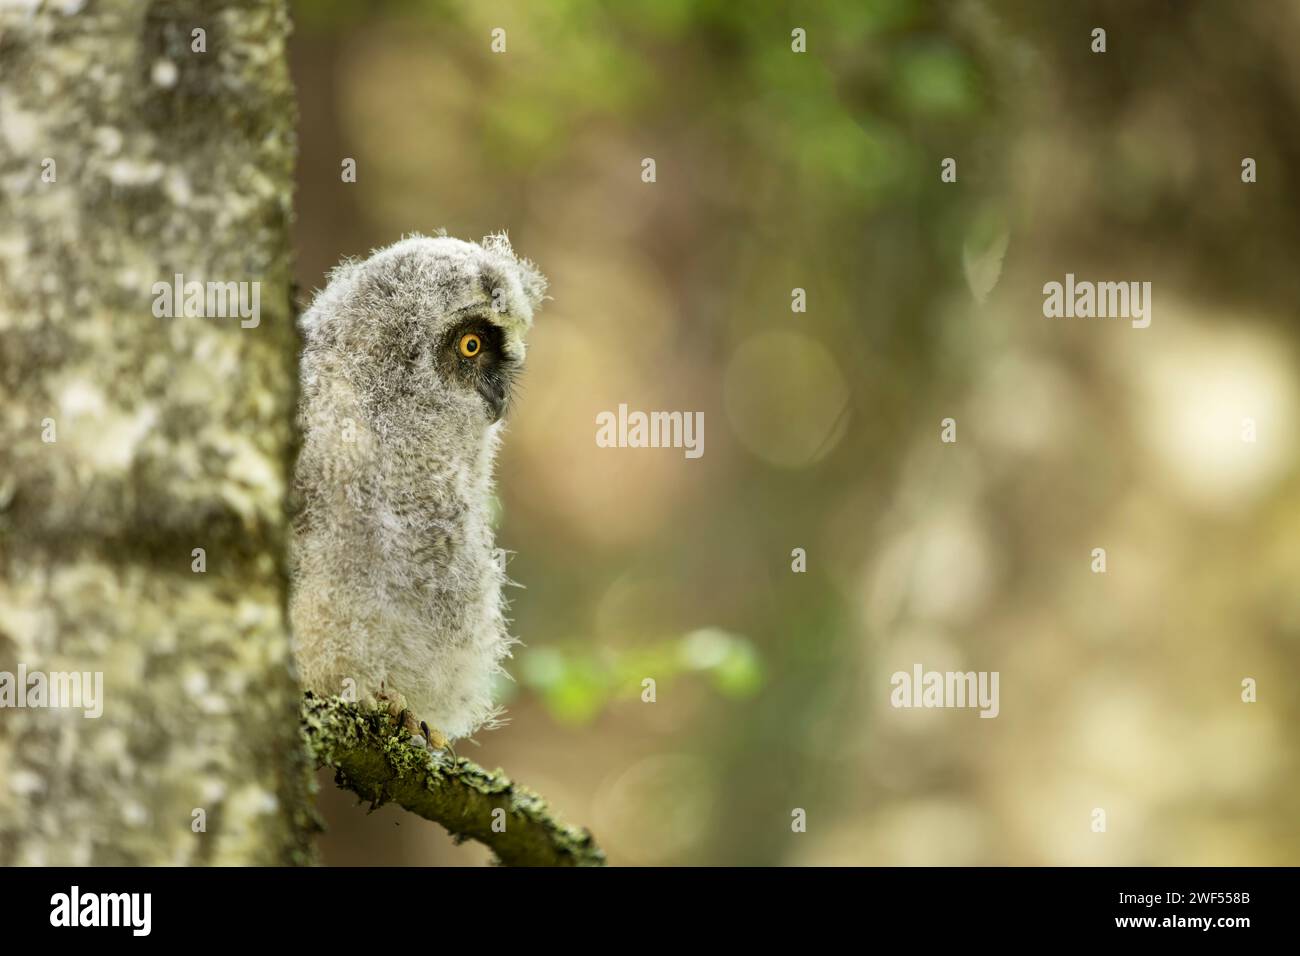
(290, 0, 1300, 865)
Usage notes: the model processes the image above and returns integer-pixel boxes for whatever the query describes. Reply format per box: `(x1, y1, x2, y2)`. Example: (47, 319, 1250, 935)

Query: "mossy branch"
(300, 694, 605, 866)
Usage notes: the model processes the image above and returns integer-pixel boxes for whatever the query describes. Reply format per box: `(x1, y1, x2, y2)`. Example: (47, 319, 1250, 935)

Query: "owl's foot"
(408, 716, 456, 760)
(374, 687, 454, 756)
(418, 719, 454, 757)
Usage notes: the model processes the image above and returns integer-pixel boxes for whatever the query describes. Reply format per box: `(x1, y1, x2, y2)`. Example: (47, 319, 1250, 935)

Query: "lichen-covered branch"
(301, 694, 606, 867)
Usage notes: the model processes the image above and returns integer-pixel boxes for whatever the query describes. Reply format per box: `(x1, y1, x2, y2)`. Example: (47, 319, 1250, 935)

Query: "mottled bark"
(303, 695, 606, 867)
(0, 0, 315, 864)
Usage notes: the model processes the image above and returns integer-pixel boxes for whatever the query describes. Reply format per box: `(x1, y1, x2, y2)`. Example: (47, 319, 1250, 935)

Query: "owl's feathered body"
(290, 234, 546, 742)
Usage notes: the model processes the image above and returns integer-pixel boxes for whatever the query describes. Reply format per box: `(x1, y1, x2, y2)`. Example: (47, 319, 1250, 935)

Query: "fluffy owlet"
(290, 233, 547, 748)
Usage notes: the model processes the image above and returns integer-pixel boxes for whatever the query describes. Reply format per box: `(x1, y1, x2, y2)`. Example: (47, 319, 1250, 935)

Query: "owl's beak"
(477, 380, 508, 423)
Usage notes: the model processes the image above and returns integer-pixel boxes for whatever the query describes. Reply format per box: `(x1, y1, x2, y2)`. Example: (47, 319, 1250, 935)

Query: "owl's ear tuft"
(512, 255, 548, 313)
(482, 232, 548, 315)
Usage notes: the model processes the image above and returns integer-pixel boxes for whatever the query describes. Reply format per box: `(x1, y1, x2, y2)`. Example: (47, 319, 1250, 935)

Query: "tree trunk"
(0, 0, 314, 864)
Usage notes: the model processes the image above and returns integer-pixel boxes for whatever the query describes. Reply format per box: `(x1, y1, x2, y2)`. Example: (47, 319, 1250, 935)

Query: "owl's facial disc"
(444, 318, 519, 423)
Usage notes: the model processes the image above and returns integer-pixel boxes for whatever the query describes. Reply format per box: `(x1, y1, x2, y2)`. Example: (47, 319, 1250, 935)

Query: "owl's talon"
(420, 720, 453, 757)
(396, 708, 422, 737)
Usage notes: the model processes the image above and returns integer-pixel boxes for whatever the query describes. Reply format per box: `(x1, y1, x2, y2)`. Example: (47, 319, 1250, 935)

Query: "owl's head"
(300, 232, 548, 425)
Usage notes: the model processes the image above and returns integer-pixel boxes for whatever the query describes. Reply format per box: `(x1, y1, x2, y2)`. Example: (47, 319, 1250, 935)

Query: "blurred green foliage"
(501, 628, 763, 724)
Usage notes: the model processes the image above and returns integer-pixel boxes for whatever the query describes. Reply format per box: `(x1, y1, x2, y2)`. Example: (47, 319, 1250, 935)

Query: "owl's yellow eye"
(458, 332, 482, 358)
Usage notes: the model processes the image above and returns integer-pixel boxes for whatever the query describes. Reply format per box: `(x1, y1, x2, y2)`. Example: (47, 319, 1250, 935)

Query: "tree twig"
(300, 694, 605, 866)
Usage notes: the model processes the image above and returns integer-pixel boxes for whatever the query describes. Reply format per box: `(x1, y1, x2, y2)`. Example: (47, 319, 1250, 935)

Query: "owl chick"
(290, 233, 546, 747)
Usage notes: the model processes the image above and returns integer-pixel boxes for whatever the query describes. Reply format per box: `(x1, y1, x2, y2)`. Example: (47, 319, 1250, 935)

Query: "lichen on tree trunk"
(0, 0, 315, 864)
